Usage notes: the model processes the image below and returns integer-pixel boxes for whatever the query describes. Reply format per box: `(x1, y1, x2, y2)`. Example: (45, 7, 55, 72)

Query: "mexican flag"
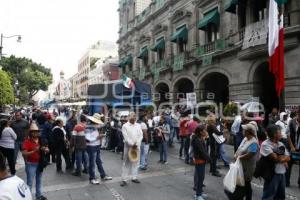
(121, 74, 135, 89)
(268, 0, 286, 96)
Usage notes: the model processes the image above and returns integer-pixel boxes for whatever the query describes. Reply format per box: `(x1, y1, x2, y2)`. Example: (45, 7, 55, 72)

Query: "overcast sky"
(0, 0, 119, 82)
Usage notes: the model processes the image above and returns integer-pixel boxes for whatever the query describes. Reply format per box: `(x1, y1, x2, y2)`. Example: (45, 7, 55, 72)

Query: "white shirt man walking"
(120, 112, 143, 187)
(0, 152, 32, 200)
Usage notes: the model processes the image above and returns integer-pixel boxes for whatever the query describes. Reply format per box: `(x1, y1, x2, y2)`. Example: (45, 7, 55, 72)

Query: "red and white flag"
(268, 0, 286, 97)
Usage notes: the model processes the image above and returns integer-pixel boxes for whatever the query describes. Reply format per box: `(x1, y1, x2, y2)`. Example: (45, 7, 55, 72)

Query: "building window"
(238, 0, 247, 28)
(206, 24, 219, 43)
(178, 40, 185, 53)
(253, 0, 267, 22)
(198, 8, 220, 44)
(151, 37, 165, 62)
(158, 49, 165, 61)
(284, 0, 291, 27)
(143, 56, 149, 67)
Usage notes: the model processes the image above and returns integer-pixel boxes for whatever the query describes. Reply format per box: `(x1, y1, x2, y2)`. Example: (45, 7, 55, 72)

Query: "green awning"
(118, 59, 126, 68)
(170, 26, 188, 43)
(198, 9, 220, 30)
(124, 55, 133, 65)
(137, 47, 148, 59)
(225, 0, 238, 14)
(151, 38, 165, 52)
(119, 55, 132, 68)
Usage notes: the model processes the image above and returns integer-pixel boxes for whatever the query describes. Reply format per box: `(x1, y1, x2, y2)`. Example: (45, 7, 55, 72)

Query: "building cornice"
(171, 9, 192, 24)
(118, 0, 173, 43)
(138, 34, 151, 44)
(152, 24, 168, 36)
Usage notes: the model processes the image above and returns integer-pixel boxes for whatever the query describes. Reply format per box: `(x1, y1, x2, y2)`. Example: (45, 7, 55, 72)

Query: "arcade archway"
(199, 72, 229, 105)
(173, 78, 194, 101)
(154, 82, 170, 105)
(253, 62, 279, 115)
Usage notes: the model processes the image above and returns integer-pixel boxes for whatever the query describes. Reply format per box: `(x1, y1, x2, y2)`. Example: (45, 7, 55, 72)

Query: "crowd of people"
(0, 105, 299, 200)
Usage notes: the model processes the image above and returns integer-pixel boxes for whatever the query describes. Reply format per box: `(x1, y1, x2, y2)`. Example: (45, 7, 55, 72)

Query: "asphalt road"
(16, 143, 300, 200)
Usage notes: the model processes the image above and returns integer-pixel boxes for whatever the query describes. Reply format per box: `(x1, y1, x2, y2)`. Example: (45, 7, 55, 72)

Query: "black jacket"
(191, 135, 210, 162)
(207, 124, 222, 155)
(52, 127, 66, 151)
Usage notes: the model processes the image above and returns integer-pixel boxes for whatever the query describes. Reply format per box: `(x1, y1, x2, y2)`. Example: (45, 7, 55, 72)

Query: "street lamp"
(0, 33, 22, 60)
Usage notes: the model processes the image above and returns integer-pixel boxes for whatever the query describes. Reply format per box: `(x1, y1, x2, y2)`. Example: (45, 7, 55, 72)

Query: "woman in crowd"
(52, 119, 71, 173)
(22, 123, 49, 200)
(192, 124, 210, 200)
(157, 115, 170, 164)
(179, 113, 190, 160)
(226, 122, 259, 200)
(206, 114, 222, 177)
(0, 119, 17, 175)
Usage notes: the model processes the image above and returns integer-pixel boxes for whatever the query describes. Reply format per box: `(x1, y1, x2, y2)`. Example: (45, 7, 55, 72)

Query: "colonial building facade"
(118, 0, 300, 113)
(76, 41, 118, 98)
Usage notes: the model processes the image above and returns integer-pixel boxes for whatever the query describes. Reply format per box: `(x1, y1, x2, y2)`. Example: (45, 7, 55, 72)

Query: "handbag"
(253, 156, 275, 182)
(213, 133, 226, 144)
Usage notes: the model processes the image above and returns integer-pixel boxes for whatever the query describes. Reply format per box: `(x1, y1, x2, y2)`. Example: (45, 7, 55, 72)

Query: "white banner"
(242, 19, 268, 49)
(186, 92, 197, 108)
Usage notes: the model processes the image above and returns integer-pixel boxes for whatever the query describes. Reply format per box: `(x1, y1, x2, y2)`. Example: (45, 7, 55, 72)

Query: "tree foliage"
(0, 69, 14, 105)
(0, 56, 52, 100)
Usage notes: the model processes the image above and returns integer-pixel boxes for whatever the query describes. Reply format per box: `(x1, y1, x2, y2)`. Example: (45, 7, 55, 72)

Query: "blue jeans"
(179, 136, 187, 157)
(14, 141, 23, 163)
(140, 142, 150, 168)
(184, 136, 191, 163)
(194, 164, 205, 196)
(87, 145, 106, 180)
(219, 143, 229, 165)
(26, 162, 43, 198)
(173, 127, 180, 140)
(159, 141, 168, 162)
(168, 128, 174, 146)
(75, 149, 88, 174)
(262, 174, 286, 200)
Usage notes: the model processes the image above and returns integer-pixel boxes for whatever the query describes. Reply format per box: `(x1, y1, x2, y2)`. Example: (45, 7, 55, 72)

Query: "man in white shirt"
(0, 152, 32, 200)
(139, 114, 150, 170)
(120, 112, 143, 187)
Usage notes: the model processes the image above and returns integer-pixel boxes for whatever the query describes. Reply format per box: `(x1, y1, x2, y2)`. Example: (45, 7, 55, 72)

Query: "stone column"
(192, 3, 200, 48)
(167, 11, 173, 58)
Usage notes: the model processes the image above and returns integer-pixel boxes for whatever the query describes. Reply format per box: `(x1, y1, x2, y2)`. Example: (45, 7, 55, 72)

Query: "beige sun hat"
(29, 123, 39, 132)
(242, 123, 257, 137)
(86, 113, 104, 125)
(128, 147, 139, 163)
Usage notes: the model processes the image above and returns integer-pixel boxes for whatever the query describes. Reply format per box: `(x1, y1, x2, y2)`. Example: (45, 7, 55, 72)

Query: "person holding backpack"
(260, 125, 290, 200)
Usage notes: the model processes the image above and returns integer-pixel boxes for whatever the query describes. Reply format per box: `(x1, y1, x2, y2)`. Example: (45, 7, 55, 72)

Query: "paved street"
(16, 143, 300, 200)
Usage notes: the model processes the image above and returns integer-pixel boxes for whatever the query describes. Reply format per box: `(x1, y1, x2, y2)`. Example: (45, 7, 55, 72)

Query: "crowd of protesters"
(0, 105, 299, 200)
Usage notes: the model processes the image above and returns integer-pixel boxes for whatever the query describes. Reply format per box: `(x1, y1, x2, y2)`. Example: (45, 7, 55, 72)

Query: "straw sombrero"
(128, 147, 139, 163)
(29, 123, 39, 132)
(86, 113, 104, 125)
